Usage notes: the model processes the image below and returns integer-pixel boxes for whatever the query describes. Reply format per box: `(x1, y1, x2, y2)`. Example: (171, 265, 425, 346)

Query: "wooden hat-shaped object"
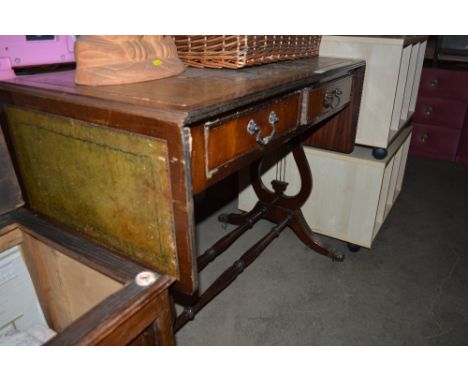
(75, 35, 185, 86)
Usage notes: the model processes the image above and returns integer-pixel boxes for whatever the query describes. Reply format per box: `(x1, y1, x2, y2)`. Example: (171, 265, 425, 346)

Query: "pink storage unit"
(0, 35, 75, 80)
(410, 67, 468, 164)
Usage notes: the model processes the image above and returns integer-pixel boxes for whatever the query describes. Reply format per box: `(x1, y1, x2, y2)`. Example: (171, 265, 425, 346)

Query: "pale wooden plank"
(395, 132, 412, 195)
(409, 41, 427, 113)
(385, 149, 403, 218)
(0, 226, 22, 253)
(400, 43, 420, 121)
(20, 233, 123, 332)
(390, 45, 412, 133)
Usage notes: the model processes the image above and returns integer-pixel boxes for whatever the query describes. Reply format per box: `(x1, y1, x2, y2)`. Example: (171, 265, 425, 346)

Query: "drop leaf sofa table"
(0, 56, 365, 337)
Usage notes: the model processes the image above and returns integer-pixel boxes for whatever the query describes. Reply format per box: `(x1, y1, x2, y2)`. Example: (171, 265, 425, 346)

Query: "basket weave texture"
(172, 35, 322, 69)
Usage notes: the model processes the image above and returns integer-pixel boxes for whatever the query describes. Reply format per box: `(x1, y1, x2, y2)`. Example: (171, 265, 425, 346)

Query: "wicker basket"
(172, 35, 322, 69)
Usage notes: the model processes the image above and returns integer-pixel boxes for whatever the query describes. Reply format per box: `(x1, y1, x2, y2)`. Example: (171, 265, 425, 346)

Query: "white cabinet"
(238, 127, 412, 248)
(319, 36, 426, 149)
(238, 36, 425, 249)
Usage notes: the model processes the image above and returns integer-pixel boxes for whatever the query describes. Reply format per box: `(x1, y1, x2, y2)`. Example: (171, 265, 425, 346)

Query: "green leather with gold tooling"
(5, 105, 178, 277)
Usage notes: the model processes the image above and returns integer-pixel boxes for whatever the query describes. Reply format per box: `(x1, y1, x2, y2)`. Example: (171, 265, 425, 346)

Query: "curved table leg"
(288, 211, 345, 261)
(181, 143, 343, 332)
(248, 144, 344, 262)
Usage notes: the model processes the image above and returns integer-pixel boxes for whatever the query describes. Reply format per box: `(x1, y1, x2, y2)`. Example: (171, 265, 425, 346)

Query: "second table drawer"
(304, 76, 353, 125)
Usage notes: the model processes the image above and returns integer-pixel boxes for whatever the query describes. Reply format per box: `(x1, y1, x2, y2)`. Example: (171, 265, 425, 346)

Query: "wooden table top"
(0, 57, 364, 125)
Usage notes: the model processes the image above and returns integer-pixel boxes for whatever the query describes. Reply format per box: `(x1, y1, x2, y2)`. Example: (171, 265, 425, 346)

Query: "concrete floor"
(176, 155, 468, 345)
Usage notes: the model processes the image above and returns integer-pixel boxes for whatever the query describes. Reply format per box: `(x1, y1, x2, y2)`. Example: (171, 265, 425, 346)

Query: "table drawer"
(304, 76, 353, 124)
(205, 92, 300, 171)
(419, 68, 468, 100)
(413, 96, 466, 129)
(410, 123, 461, 161)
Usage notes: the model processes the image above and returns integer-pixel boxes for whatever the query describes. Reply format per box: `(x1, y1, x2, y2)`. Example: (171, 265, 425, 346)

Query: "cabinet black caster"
(372, 147, 388, 160)
(347, 243, 361, 252)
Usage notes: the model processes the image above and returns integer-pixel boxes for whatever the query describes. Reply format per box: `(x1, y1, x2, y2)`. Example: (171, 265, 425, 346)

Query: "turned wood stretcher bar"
(0, 57, 365, 332)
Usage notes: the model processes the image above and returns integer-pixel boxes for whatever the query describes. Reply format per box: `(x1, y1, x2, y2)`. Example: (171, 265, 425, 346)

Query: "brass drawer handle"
(430, 79, 438, 87)
(246, 111, 279, 145)
(425, 106, 433, 116)
(420, 133, 428, 143)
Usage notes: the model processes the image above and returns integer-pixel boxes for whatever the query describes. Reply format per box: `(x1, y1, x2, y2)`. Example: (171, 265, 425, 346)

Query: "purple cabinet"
(410, 67, 468, 164)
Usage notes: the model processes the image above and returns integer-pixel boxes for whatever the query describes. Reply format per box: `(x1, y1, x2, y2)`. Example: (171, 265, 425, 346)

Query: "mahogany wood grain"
(206, 93, 300, 170)
(0, 57, 363, 123)
(304, 66, 364, 153)
(0, 57, 365, 296)
(306, 76, 353, 124)
(46, 279, 174, 345)
(150, 291, 176, 346)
